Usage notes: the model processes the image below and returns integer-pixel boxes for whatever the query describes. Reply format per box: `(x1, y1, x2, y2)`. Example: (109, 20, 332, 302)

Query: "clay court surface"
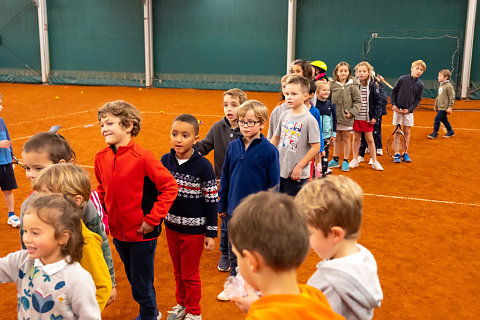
(0, 83, 478, 319)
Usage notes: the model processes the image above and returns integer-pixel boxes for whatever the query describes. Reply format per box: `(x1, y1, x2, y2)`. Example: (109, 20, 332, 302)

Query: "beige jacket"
(434, 80, 455, 111)
(330, 78, 362, 126)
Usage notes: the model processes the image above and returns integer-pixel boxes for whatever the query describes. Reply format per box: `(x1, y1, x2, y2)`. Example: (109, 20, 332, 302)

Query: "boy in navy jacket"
(217, 100, 280, 302)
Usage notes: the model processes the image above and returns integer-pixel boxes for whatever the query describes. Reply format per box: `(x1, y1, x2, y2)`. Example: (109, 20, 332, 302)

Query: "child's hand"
(231, 284, 260, 313)
(320, 151, 326, 157)
(290, 166, 302, 181)
(216, 179, 221, 191)
(392, 105, 399, 112)
(106, 287, 117, 306)
(0, 140, 11, 149)
(204, 237, 215, 250)
(329, 136, 335, 145)
(218, 212, 226, 218)
(434, 106, 438, 111)
(137, 221, 154, 234)
(344, 111, 352, 119)
(401, 109, 409, 114)
(447, 108, 452, 114)
(369, 118, 377, 125)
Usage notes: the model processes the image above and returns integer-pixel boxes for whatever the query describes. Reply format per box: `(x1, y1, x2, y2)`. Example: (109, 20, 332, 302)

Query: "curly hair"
(98, 100, 142, 137)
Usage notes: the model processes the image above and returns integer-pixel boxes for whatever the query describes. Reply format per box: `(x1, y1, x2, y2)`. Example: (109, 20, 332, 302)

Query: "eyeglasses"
(238, 120, 261, 127)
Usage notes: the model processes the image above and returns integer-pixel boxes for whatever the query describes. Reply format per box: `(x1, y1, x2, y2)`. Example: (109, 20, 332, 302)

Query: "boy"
(196, 88, 247, 273)
(94, 100, 178, 320)
(229, 191, 343, 319)
(391, 60, 426, 163)
(0, 93, 19, 228)
(428, 69, 455, 139)
(217, 100, 280, 301)
(270, 75, 321, 196)
(315, 81, 337, 177)
(296, 176, 383, 320)
(161, 114, 218, 320)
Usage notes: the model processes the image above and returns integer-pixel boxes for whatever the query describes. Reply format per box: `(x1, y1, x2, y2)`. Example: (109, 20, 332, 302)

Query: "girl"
(290, 59, 316, 106)
(328, 61, 362, 172)
(19, 131, 116, 304)
(32, 163, 113, 311)
(0, 193, 101, 319)
(350, 62, 384, 171)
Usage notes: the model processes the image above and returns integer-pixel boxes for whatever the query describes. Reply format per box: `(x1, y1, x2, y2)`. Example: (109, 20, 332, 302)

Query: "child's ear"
(330, 226, 346, 243)
(58, 230, 71, 246)
(124, 121, 134, 133)
(242, 249, 262, 273)
(73, 195, 84, 207)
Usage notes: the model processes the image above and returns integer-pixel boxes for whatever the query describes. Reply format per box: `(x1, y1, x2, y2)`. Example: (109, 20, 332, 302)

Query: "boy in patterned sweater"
(161, 114, 218, 320)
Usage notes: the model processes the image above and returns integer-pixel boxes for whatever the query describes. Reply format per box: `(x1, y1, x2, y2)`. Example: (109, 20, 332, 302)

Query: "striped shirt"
(356, 85, 368, 121)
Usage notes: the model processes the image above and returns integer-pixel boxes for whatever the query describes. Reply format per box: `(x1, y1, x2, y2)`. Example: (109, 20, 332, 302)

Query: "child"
(328, 62, 361, 172)
(229, 191, 343, 319)
(390, 60, 426, 163)
(0, 93, 19, 228)
(19, 131, 117, 304)
(95, 100, 178, 320)
(349, 61, 384, 171)
(290, 59, 317, 107)
(196, 88, 246, 273)
(296, 176, 383, 320)
(161, 114, 218, 320)
(358, 73, 388, 160)
(217, 100, 280, 301)
(32, 163, 112, 311)
(307, 80, 325, 178)
(428, 69, 455, 138)
(315, 81, 337, 177)
(311, 60, 329, 82)
(271, 75, 320, 196)
(267, 74, 291, 140)
(0, 193, 101, 319)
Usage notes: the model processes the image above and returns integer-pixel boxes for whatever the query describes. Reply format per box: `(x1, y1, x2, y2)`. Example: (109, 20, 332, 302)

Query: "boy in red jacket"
(94, 100, 178, 320)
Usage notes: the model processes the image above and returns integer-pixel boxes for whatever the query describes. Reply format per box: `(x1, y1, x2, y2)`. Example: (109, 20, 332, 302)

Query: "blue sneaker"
(328, 159, 340, 168)
(402, 153, 411, 163)
(443, 131, 455, 138)
(341, 160, 349, 172)
(393, 153, 401, 163)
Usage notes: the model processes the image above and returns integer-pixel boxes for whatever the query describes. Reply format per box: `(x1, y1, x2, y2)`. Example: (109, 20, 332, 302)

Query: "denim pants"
(433, 110, 453, 134)
(223, 214, 237, 276)
(219, 216, 229, 256)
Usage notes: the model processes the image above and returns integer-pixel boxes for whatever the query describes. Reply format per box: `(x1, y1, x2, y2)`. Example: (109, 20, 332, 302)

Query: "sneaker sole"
(328, 164, 340, 168)
(217, 266, 231, 272)
(443, 135, 455, 138)
(216, 296, 231, 302)
(7, 221, 20, 228)
(427, 136, 437, 139)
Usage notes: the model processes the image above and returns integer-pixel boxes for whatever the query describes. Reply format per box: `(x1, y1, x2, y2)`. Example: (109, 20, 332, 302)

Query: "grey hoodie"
(307, 244, 383, 320)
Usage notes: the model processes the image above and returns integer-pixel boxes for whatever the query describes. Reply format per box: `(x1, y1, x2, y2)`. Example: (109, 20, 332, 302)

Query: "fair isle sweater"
(0, 251, 101, 320)
(161, 147, 218, 238)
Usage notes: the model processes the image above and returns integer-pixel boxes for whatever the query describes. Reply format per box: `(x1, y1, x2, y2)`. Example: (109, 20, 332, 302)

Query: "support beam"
(461, 0, 477, 98)
(35, 0, 50, 83)
(143, 0, 153, 88)
(286, 0, 297, 74)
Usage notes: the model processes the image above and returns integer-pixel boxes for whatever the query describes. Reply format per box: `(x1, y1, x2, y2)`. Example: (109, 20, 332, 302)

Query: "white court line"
(9, 110, 95, 126)
(405, 125, 480, 131)
(364, 193, 480, 207)
(143, 111, 223, 118)
(11, 123, 97, 141)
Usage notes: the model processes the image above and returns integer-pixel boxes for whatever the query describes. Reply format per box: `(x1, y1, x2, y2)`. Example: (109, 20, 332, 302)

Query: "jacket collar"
(110, 139, 134, 154)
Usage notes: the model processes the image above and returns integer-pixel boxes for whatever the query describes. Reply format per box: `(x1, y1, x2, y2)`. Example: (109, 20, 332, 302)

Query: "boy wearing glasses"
(216, 100, 280, 302)
(271, 75, 321, 196)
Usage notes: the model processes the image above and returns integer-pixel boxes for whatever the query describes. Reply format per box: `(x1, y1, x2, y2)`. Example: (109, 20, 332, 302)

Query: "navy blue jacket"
(218, 134, 280, 216)
(161, 147, 218, 238)
(366, 80, 386, 122)
(391, 75, 424, 113)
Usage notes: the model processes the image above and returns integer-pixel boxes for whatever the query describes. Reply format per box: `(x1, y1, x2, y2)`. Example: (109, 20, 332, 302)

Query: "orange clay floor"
(0, 83, 479, 320)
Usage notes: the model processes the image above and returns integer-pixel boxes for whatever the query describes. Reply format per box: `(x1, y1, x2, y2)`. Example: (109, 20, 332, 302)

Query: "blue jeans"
(223, 214, 237, 276)
(279, 177, 309, 196)
(219, 216, 229, 256)
(433, 110, 453, 134)
(113, 238, 158, 320)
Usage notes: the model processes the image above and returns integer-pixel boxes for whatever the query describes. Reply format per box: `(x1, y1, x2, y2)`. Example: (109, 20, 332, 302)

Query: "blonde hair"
(32, 163, 91, 208)
(236, 100, 269, 124)
(316, 80, 330, 89)
(281, 74, 291, 84)
(354, 61, 374, 85)
(439, 69, 451, 80)
(411, 60, 426, 71)
(332, 61, 353, 82)
(296, 175, 363, 239)
(98, 100, 142, 137)
(223, 88, 248, 105)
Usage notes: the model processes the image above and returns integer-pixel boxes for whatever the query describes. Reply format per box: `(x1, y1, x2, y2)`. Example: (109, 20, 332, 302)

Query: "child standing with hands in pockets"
(328, 62, 361, 172)
(161, 114, 218, 320)
(0, 193, 101, 319)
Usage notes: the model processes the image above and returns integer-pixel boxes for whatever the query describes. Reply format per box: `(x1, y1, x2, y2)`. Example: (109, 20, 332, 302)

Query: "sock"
(8, 212, 14, 217)
(344, 159, 348, 163)
(333, 156, 339, 162)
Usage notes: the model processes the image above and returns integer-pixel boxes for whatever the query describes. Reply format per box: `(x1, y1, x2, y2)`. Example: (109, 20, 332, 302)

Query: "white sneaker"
(184, 314, 202, 320)
(368, 158, 373, 165)
(376, 149, 383, 156)
(357, 156, 364, 163)
(349, 159, 359, 168)
(7, 215, 20, 228)
(372, 161, 384, 171)
(217, 275, 245, 301)
(166, 304, 185, 320)
(326, 168, 332, 174)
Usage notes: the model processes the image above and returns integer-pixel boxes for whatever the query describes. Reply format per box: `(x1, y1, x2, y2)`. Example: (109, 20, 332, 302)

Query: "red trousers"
(166, 228, 204, 315)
